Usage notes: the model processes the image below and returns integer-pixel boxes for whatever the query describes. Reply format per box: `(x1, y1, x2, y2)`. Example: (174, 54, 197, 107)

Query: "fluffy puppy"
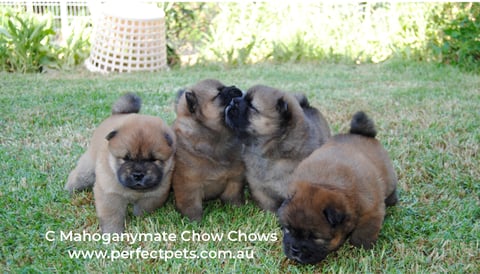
(278, 111, 398, 264)
(225, 85, 331, 211)
(65, 93, 176, 233)
(172, 79, 245, 221)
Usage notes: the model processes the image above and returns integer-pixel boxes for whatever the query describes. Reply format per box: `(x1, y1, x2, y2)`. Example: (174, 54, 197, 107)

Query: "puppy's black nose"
(227, 99, 240, 116)
(132, 172, 144, 182)
(231, 97, 241, 107)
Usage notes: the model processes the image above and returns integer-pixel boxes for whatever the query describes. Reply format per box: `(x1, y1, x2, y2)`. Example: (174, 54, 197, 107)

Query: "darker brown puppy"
(278, 112, 398, 264)
(172, 79, 245, 221)
(66, 94, 176, 234)
(225, 85, 331, 211)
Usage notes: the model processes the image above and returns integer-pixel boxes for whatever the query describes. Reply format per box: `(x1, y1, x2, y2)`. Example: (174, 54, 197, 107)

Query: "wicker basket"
(85, 3, 167, 73)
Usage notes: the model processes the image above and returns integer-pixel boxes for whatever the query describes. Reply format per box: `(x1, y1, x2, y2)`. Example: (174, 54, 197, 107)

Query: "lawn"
(0, 62, 478, 272)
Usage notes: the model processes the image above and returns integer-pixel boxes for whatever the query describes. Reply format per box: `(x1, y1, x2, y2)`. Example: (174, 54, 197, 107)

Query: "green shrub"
(0, 11, 8, 71)
(198, 2, 267, 65)
(55, 19, 91, 70)
(193, 3, 446, 65)
(1, 3, 478, 71)
(163, 2, 477, 71)
(0, 9, 57, 72)
(270, 32, 326, 63)
(163, 2, 217, 66)
(433, 3, 480, 71)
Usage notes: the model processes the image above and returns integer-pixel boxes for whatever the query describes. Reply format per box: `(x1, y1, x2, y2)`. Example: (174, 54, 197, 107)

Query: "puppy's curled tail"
(112, 93, 142, 114)
(349, 111, 377, 138)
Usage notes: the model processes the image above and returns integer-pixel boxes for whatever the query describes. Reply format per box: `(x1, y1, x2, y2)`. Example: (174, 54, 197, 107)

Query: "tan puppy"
(172, 79, 245, 221)
(278, 111, 398, 264)
(65, 94, 176, 233)
(225, 85, 331, 211)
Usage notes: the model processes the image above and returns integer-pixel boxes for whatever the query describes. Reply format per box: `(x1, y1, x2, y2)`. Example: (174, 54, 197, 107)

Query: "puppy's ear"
(276, 97, 292, 125)
(277, 195, 293, 217)
(106, 130, 118, 141)
(276, 97, 288, 113)
(323, 206, 346, 227)
(185, 91, 198, 114)
(175, 89, 186, 105)
(164, 132, 174, 147)
(293, 93, 310, 109)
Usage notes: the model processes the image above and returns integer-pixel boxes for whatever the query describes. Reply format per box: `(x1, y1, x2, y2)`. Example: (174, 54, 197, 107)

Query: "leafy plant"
(209, 37, 256, 67)
(0, 9, 57, 72)
(164, 2, 478, 70)
(270, 32, 325, 63)
(163, 2, 217, 66)
(199, 2, 270, 66)
(197, 3, 446, 66)
(436, 3, 480, 71)
(55, 19, 91, 69)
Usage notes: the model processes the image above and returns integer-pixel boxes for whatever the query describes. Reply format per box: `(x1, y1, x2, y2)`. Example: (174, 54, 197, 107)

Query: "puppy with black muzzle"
(65, 93, 176, 234)
(172, 79, 245, 221)
(278, 111, 398, 264)
(225, 85, 331, 212)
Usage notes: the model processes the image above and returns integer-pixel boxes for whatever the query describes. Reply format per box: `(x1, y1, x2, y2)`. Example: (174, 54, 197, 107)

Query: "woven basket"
(85, 3, 167, 73)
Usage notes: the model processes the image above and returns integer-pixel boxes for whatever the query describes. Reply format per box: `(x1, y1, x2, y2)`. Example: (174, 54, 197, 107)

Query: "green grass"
(0, 62, 479, 272)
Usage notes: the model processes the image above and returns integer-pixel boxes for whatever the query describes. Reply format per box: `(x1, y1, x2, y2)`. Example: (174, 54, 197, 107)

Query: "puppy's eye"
(313, 232, 330, 243)
(313, 233, 323, 240)
(147, 154, 163, 164)
(123, 155, 131, 161)
(152, 159, 164, 165)
(314, 237, 326, 245)
(247, 102, 259, 113)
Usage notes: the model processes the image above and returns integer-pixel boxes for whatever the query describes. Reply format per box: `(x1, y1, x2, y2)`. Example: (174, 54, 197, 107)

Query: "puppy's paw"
(251, 189, 283, 212)
(385, 190, 398, 207)
(99, 212, 126, 234)
(349, 233, 378, 249)
(65, 172, 95, 194)
(100, 222, 125, 234)
(220, 182, 245, 206)
(349, 214, 383, 249)
(133, 197, 165, 216)
(180, 206, 203, 222)
(174, 188, 203, 221)
(65, 154, 95, 194)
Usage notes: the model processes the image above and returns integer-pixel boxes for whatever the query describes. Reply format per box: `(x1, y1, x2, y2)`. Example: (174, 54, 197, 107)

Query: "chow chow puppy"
(172, 79, 245, 221)
(225, 85, 330, 211)
(65, 93, 176, 233)
(278, 111, 398, 264)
